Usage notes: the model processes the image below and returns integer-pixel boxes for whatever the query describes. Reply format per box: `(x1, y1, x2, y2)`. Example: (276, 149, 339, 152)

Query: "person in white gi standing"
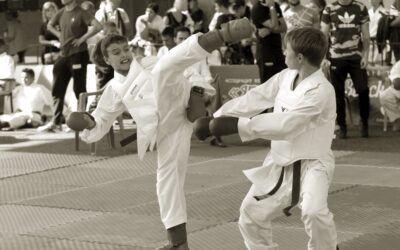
(66, 18, 254, 250)
(209, 27, 338, 250)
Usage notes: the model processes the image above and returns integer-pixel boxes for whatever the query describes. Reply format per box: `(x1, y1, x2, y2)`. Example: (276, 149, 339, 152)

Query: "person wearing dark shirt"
(229, 0, 255, 64)
(38, 0, 102, 132)
(39, 1, 60, 64)
(188, 0, 205, 33)
(251, 0, 287, 82)
(321, 0, 370, 139)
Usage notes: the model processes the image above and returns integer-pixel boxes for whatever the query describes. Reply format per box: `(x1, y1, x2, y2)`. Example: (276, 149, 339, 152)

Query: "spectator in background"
(188, 0, 206, 33)
(164, 0, 194, 32)
(251, 0, 287, 82)
(4, 10, 27, 64)
(229, 0, 255, 64)
(368, 0, 386, 64)
(380, 60, 400, 131)
(278, 0, 290, 14)
(131, 3, 164, 55)
(0, 38, 16, 91)
(81, 1, 96, 15)
(38, 0, 103, 132)
(0, 68, 52, 130)
(389, 0, 400, 62)
(306, 0, 326, 17)
(0, 38, 15, 115)
(39, 1, 61, 64)
(283, 0, 320, 31)
(321, 0, 370, 139)
(95, 0, 132, 39)
(209, 0, 232, 31)
(157, 26, 176, 58)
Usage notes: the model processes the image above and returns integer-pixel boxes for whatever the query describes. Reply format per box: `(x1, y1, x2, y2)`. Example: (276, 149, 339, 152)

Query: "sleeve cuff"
(238, 117, 253, 142)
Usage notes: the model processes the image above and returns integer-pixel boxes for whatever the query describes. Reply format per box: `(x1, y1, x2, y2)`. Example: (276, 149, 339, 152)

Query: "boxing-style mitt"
(219, 17, 255, 44)
(67, 112, 96, 131)
(209, 117, 239, 136)
(186, 86, 207, 123)
(193, 117, 213, 141)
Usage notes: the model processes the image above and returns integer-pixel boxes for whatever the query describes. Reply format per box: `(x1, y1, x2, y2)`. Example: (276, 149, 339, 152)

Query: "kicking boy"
(67, 18, 254, 250)
(209, 27, 338, 249)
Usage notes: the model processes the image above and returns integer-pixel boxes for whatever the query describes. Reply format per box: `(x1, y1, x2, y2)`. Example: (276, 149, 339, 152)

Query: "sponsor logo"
(338, 12, 356, 28)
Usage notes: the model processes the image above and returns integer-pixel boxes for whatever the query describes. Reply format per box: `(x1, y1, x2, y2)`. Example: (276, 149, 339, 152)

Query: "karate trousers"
(152, 34, 209, 229)
(238, 160, 337, 250)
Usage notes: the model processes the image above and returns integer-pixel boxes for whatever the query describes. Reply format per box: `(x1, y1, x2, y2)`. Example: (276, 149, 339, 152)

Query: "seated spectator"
(4, 10, 27, 64)
(188, 0, 206, 33)
(157, 26, 176, 58)
(164, 0, 195, 32)
(380, 60, 400, 131)
(130, 3, 164, 56)
(39, 1, 60, 64)
(0, 68, 52, 130)
(95, 0, 132, 38)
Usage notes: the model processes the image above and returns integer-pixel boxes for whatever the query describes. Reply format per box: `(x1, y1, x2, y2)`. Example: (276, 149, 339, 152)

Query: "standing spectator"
(38, 0, 102, 132)
(157, 26, 176, 58)
(0, 38, 15, 91)
(368, 0, 386, 64)
(209, 0, 232, 31)
(389, 0, 400, 62)
(39, 2, 61, 64)
(306, 0, 326, 17)
(81, 1, 96, 15)
(251, 0, 287, 82)
(321, 0, 370, 138)
(95, 0, 132, 39)
(188, 0, 206, 33)
(0, 38, 15, 114)
(0, 68, 52, 130)
(163, 0, 194, 32)
(4, 10, 27, 64)
(229, 0, 255, 64)
(380, 60, 400, 131)
(283, 0, 320, 31)
(130, 3, 164, 55)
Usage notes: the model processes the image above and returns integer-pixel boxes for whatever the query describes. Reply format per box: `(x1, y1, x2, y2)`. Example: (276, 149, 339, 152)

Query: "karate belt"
(253, 160, 301, 216)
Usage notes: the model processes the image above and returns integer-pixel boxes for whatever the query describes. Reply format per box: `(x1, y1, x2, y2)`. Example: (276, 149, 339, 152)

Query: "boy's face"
(174, 31, 190, 45)
(21, 72, 34, 86)
(284, 43, 301, 70)
(162, 35, 175, 49)
(104, 42, 133, 74)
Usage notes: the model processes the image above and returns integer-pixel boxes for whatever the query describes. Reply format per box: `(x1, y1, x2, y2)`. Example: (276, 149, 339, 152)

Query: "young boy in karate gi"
(66, 18, 254, 250)
(209, 27, 338, 250)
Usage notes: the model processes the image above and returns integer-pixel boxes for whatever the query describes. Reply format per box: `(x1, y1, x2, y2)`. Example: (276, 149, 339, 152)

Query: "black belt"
(253, 160, 301, 217)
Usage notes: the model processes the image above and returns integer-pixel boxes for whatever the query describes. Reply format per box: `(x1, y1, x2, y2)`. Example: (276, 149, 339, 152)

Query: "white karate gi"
(0, 83, 52, 128)
(214, 69, 338, 250)
(81, 34, 211, 229)
(380, 61, 400, 122)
